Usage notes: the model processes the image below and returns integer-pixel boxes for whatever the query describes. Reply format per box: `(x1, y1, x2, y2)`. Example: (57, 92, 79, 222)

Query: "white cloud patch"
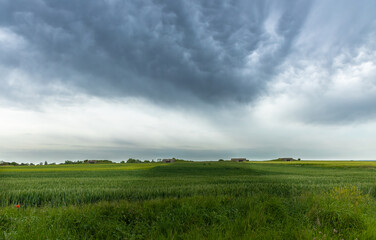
(263, 42, 376, 124)
(0, 27, 26, 50)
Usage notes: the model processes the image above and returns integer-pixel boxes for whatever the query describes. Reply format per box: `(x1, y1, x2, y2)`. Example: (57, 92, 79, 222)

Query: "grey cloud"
(2, 0, 376, 125)
(0, 0, 310, 106)
(274, 53, 376, 125)
(266, 0, 376, 125)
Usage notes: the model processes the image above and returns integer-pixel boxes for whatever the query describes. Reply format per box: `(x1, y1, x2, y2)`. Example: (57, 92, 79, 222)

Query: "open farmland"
(2, 161, 376, 239)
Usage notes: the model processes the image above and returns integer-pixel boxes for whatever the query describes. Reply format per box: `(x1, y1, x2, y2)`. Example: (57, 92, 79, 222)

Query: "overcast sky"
(1, 0, 376, 163)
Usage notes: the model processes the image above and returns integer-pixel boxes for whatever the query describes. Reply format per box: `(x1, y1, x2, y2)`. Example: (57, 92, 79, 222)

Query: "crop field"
(2, 161, 376, 239)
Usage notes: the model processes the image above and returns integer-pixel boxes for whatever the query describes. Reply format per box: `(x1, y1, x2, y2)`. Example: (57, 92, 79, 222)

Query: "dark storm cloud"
(2, 0, 376, 125)
(0, 0, 310, 105)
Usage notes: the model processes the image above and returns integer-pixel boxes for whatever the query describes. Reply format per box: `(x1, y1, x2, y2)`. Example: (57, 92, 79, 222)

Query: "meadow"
(2, 161, 376, 239)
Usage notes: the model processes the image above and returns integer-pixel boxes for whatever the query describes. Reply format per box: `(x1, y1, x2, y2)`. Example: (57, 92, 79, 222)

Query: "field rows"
(2, 161, 376, 239)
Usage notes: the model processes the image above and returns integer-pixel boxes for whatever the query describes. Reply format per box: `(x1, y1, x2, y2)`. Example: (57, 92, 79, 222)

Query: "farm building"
(162, 159, 175, 163)
(87, 160, 98, 164)
(231, 158, 247, 162)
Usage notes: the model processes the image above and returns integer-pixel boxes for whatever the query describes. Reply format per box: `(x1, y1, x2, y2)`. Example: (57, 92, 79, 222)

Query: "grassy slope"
(1, 161, 376, 239)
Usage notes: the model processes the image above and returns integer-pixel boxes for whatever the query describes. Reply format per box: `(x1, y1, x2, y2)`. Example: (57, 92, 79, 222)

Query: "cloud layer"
(0, 0, 313, 105)
(1, 0, 376, 162)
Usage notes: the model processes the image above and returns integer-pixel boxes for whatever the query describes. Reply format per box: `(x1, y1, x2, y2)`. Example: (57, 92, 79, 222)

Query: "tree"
(127, 158, 141, 163)
(44, 161, 48, 165)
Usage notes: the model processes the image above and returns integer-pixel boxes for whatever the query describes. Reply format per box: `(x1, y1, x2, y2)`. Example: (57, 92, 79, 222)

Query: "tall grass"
(2, 161, 376, 239)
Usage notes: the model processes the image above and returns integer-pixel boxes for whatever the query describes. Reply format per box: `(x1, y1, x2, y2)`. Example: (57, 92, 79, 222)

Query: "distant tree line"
(1, 157, 193, 166)
(64, 160, 114, 164)
(124, 158, 154, 163)
(0, 161, 36, 166)
(124, 157, 192, 163)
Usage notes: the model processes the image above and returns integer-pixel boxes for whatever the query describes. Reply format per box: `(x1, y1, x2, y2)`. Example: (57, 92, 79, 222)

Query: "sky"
(1, 0, 376, 163)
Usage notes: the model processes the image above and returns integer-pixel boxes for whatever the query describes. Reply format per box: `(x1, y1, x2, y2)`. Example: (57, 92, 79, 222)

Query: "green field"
(2, 161, 376, 239)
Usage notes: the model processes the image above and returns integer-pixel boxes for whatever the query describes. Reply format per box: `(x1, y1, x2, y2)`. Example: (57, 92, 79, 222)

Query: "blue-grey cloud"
(1, 0, 376, 125)
(0, 0, 310, 106)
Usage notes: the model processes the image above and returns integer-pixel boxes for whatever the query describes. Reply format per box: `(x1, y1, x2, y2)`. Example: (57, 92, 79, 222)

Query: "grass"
(2, 161, 376, 239)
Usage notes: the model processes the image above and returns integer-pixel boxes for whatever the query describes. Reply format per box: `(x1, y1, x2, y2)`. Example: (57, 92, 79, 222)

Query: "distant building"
(279, 158, 294, 161)
(87, 160, 98, 164)
(162, 159, 175, 163)
(231, 158, 247, 162)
